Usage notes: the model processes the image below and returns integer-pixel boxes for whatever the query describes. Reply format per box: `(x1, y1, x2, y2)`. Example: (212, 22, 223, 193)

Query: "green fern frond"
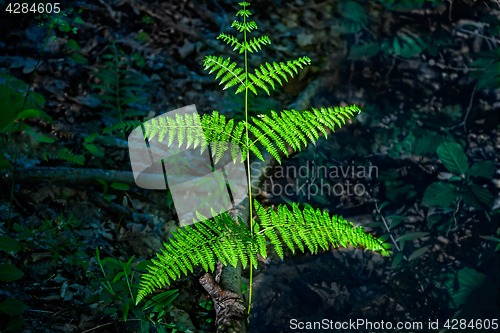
(236, 9, 252, 18)
(217, 33, 243, 52)
(249, 105, 361, 163)
(135, 211, 257, 305)
(109, 120, 143, 133)
(143, 112, 207, 151)
(139, 112, 249, 162)
(253, 200, 389, 258)
(241, 36, 271, 54)
(218, 34, 271, 55)
(42, 148, 84, 165)
(136, 104, 360, 164)
(248, 57, 312, 95)
(135, 201, 389, 305)
(202, 56, 245, 91)
(91, 43, 147, 130)
(231, 20, 258, 33)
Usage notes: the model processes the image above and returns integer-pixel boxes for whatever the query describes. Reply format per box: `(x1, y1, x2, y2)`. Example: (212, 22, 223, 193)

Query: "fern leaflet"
(42, 148, 85, 165)
(247, 57, 312, 95)
(203, 56, 246, 91)
(136, 201, 389, 304)
(231, 20, 258, 33)
(135, 105, 360, 164)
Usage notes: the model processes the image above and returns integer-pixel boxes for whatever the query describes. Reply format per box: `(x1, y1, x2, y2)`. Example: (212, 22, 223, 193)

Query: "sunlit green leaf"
(199, 300, 214, 310)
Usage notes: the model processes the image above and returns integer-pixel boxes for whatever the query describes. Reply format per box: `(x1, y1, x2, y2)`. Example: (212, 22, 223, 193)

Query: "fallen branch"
(1, 167, 138, 187)
(198, 151, 273, 333)
(199, 263, 246, 333)
(89, 192, 150, 223)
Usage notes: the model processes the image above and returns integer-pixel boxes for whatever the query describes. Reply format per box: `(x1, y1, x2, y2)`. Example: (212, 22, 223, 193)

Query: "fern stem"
(242, 3, 255, 317)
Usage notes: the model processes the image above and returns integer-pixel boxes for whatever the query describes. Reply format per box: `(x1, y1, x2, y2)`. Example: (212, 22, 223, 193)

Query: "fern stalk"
(241, 2, 256, 315)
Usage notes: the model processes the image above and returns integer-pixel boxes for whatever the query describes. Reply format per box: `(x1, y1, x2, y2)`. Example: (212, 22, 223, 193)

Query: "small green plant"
(371, 138, 496, 267)
(0, 235, 27, 333)
(91, 42, 148, 138)
(142, 15, 154, 25)
(42, 147, 85, 165)
(94, 178, 130, 202)
(13, 213, 89, 268)
(129, 3, 389, 327)
(0, 8, 78, 234)
(0, 76, 55, 234)
(422, 141, 494, 212)
(198, 299, 215, 328)
(85, 248, 186, 333)
(0, 213, 86, 332)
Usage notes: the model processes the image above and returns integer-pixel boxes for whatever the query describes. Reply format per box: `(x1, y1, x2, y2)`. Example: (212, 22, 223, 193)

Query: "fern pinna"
(136, 202, 388, 304)
(114, 105, 360, 165)
(134, 0, 389, 316)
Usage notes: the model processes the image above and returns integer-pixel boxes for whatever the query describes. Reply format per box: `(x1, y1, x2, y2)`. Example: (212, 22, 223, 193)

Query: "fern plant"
(42, 147, 85, 165)
(133, 1, 390, 324)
